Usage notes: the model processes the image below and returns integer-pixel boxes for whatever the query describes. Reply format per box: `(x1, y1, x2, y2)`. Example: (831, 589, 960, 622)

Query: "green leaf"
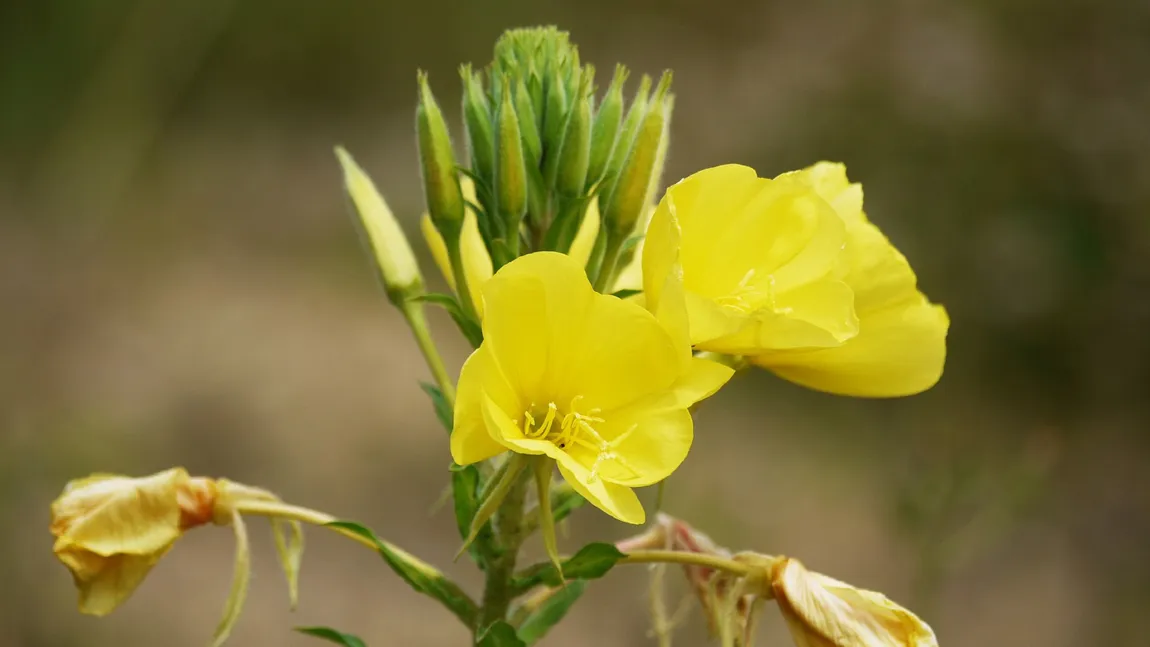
(610, 288, 642, 300)
(326, 521, 477, 627)
(513, 542, 624, 590)
(450, 463, 492, 564)
(517, 580, 587, 645)
(476, 620, 526, 647)
(408, 293, 483, 347)
(296, 627, 367, 647)
(420, 382, 453, 432)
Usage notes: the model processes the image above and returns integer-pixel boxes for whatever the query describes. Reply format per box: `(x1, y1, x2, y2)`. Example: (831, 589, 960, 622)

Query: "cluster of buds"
(418, 26, 672, 306)
(621, 514, 938, 647)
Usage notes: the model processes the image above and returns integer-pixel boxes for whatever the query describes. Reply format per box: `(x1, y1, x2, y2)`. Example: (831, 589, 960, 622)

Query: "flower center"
(520, 396, 642, 483)
(714, 269, 773, 313)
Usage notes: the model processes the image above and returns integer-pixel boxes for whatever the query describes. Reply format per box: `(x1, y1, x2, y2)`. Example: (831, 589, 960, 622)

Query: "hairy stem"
(477, 468, 531, 630)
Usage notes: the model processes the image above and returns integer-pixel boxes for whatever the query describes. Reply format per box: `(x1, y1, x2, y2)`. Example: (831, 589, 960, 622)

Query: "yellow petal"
(420, 212, 455, 292)
(451, 347, 517, 465)
(756, 164, 949, 397)
(757, 298, 948, 397)
(568, 407, 694, 488)
(568, 195, 601, 269)
(556, 460, 645, 525)
(460, 209, 493, 318)
(772, 557, 938, 647)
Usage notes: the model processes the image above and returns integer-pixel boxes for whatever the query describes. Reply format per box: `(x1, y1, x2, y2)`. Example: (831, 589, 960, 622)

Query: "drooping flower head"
(643, 163, 948, 397)
(450, 252, 733, 524)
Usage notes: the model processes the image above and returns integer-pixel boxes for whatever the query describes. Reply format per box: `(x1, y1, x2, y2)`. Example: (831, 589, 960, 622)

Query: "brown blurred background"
(3, 0, 1149, 645)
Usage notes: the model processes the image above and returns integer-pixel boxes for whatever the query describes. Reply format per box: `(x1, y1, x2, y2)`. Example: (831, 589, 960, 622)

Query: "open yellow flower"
(771, 557, 938, 647)
(450, 252, 733, 524)
(421, 179, 604, 318)
(642, 163, 948, 397)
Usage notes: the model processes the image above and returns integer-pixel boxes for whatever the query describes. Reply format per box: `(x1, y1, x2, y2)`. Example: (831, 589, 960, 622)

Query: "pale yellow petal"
(420, 213, 456, 292)
(71, 550, 170, 616)
(772, 558, 938, 647)
(51, 469, 187, 557)
(567, 407, 694, 488)
(568, 195, 601, 269)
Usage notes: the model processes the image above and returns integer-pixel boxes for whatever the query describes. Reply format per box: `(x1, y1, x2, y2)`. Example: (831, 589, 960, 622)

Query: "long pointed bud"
(417, 72, 465, 237)
(586, 65, 627, 189)
(334, 147, 423, 306)
(496, 77, 528, 236)
(461, 65, 495, 187)
(603, 71, 672, 238)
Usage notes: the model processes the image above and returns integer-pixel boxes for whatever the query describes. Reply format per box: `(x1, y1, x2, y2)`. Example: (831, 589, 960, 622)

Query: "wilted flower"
(770, 557, 938, 647)
(642, 163, 948, 397)
(450, 252, 732, 524)
(50, 468, 303, 647)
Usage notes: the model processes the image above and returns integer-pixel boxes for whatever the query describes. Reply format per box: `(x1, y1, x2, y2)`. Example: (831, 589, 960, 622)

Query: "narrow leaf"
(458, 455, 528, 560)
(477, 620, 526, 647)
(419, 382, 453, 431)
(517, 580, 587, 645)
(296, 627, 367, 647)
(326, 521, 477, 627)
(533, 461, 562, 581)
(610, 289, 642, 300)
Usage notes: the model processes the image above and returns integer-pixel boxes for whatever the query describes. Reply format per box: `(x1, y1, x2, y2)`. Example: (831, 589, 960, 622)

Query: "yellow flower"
(642, 163, 948, 397)
(449, 251, 733, 524)
(50, 469, 304, 647)
(770, 557, 938, 647)
(421, 181, 604, 318)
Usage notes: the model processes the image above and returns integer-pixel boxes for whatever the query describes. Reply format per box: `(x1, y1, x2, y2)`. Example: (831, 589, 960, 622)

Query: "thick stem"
(401, 300, 456, 404)
(477, 467, 530, 630)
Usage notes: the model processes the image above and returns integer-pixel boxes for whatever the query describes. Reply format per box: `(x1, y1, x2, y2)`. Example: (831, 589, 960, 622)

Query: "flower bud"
(461, 64, 495, 186)
(335, 146, 424, 305)
(770, 557, 938, 647)
(416, 71, 465, 235)
(555, 67, 593, 198)
(541, 73, 569, 189)
(603, 71, 673, 237)
(495, 78, 527, 227)
(515, 78, 542, 164)
(586, 65, 627, 189)
(49, 468, 218, 616)
(602, 74, 651, 193)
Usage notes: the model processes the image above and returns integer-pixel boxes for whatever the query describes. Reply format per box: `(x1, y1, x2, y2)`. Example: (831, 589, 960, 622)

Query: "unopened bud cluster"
(418, 26, 673, 285)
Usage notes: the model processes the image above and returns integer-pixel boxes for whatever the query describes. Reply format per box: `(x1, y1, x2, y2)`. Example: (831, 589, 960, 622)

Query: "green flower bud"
(461, 65, 495, 189)
(603, 74, 652, 194)
(541, 74, 568, 189)
(416, 72, 464, 235)
(603, 71, 672, 237)
(515, 79, 542, 164)
(495, 78, 527, 229)
(586, 65, 627, 189)
(555, 67, 593, 198)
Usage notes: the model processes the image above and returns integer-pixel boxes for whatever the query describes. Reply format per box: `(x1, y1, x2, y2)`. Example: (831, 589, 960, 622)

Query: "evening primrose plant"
(49, 26, 949, 647)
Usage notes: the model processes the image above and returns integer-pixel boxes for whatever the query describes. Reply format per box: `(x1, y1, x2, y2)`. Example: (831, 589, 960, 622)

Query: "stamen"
(518, 398, 643, 482)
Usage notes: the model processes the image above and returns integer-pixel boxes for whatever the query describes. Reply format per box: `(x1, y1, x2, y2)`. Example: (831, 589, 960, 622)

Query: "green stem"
(448, 244, 479, 322)
(619, 550, 759, 578)
(401, 300, 456, 404)
(477, 465, 531, 630)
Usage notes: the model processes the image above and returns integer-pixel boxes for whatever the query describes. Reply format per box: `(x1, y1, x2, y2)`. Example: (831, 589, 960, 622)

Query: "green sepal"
(296, 627, 367, 647)
(326, 521, 478, 627)
(456, 454, 529, 559)
(611, 289, 642, 300)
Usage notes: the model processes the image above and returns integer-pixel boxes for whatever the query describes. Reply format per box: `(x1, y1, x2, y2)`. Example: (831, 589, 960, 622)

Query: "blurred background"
(3, 0, 1149, 645)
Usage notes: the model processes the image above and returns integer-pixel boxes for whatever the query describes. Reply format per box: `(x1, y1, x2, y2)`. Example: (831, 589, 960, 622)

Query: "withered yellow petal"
(772, 558, 938, 647)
